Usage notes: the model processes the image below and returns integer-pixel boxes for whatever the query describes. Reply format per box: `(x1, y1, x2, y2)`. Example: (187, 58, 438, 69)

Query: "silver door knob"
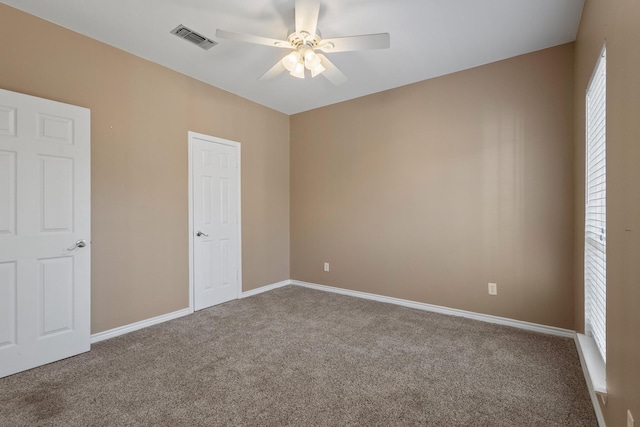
(196, 231, 209, 237)
(67, 240, 87, 251)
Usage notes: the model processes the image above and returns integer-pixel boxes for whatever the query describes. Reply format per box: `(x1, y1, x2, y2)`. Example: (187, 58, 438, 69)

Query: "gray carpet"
(0, 286, 597, 426)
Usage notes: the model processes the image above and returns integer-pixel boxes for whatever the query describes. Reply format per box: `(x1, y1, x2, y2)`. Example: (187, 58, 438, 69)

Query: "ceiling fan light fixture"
(282, 51, 301, 72)
(290, 62, 305, 79)
(303, 50, 321, 70)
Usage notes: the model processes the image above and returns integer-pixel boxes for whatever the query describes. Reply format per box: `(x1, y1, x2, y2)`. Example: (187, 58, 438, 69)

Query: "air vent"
(170, 25, 217, 50)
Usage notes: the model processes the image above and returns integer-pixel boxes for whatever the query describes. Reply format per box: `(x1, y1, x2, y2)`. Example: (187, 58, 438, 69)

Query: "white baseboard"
(90, 307, 192, 344)
(240, 280, 290, 298)
(90, 279, 575, 342)
(289, 280, 575, 338)
(90, 280, 291, 344)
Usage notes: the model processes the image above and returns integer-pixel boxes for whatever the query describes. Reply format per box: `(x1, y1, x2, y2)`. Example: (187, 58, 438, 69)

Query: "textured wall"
(291, 44, 575, 329)
(573, 0, 640, 424)
(0, 4, 290, 334)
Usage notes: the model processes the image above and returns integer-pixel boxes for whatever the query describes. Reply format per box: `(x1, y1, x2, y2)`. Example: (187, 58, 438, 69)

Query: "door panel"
(0, 88, 90, 378)
(202, 176, 212, 225)
(190, 133, 240, 311)
(0, 105, 16, 136)
(0, 261, 17, 348)
(202, 240, 213, 290)
(40, 156, 74, 233)
(220, 178, 229, 224)
(37, 113, 74, 144)
(0, 150, 16, 235)
(38, 257, 74, 336)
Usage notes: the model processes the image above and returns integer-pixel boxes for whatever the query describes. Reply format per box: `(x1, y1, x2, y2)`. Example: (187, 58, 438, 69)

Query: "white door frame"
(188, 131, 242, 313)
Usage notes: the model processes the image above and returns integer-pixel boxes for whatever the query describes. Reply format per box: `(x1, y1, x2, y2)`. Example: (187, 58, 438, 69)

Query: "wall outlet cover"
(488, 283, 498, 295)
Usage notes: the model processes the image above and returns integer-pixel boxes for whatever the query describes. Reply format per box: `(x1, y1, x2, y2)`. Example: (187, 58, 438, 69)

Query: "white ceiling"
(2, 0, 584, 115)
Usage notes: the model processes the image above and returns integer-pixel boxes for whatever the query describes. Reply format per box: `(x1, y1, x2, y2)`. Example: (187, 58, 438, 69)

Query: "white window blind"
(584, 48, 606, 362)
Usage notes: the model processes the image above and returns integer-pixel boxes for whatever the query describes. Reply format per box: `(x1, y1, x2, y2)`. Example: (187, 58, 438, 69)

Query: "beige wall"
(574, 0, 640, 424)
(3, 2, 638, 421)
(291, 44, 575, 329)
(0, 4, 290, 334)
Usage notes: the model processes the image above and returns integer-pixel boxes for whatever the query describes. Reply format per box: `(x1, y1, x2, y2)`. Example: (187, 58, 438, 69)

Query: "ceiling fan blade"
(216, 29, 293, 49)
(295, 0, 320, 36)
(319, 33, 390, 53)
(317, 54, 347, 85)
(258, 60, 286, 81)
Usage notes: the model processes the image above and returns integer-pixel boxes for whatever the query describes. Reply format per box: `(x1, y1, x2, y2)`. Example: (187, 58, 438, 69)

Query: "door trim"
(188, 131, 242, 313)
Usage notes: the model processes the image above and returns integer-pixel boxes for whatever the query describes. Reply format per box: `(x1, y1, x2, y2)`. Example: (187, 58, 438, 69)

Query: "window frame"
(584, 46, 607, 364)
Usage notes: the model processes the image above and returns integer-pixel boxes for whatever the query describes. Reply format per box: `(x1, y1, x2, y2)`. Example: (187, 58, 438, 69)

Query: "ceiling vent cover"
(171, 25, 217, 50)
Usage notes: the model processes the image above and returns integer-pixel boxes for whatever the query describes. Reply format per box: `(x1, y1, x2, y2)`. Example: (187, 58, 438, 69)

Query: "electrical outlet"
(324, 262, 330, 272)
(628, 410, 635, 427)
(488, 283, 497, 295)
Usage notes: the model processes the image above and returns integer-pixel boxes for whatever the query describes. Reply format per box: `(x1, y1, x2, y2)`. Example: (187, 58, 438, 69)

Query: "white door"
(190, 132, 240, 311)
(0, 88, 90, 378)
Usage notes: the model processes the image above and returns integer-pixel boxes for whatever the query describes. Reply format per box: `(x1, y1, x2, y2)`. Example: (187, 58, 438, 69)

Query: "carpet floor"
(0, 285, 597, 426)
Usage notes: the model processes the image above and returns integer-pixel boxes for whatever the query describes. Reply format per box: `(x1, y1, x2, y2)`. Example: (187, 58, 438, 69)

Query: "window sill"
(576, 333, 607, 397)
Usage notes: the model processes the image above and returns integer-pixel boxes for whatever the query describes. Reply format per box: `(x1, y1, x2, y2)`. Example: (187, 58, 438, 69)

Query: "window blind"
(584, 48, 606, 362)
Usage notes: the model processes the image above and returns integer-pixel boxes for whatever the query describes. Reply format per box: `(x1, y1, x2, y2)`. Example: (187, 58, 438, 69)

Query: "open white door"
(189, 132, 241, 311)
(0, 88, 90, 378)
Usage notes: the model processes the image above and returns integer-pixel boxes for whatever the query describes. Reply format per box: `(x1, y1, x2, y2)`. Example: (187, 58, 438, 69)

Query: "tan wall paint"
(0, 4, 290, 334)
(291, 44, 575, 329)
(574, 0, 640, 424)
(4, 2, 638, 420)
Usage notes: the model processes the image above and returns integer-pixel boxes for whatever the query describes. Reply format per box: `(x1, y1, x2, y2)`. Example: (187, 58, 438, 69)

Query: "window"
(584, 48, 606, 362)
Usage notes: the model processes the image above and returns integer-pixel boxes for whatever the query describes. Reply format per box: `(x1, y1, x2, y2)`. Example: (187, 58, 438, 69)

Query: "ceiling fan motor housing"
(288, 31, 321, 50)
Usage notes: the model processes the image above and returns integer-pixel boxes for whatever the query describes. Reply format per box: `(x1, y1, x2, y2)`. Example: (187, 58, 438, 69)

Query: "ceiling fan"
(215, 0, 390, 85)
